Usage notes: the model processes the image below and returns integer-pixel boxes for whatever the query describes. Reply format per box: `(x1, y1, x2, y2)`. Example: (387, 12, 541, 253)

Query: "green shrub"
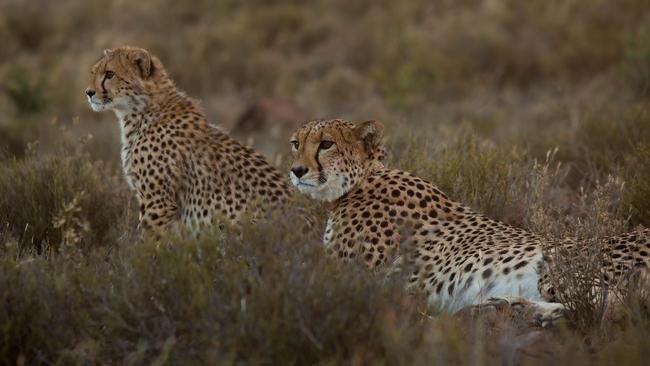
(0, 141, 133, 253)
(2, 205, 650, 365)
(0, 0, 649, 364)
(0, 217, 438, 365)
(624, 25, 650, 97)
(623, 143, 650, 226)
(2, 67, 49, 116)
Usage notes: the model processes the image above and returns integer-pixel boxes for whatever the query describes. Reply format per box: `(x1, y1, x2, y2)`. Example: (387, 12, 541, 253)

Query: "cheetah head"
(85, 46, 166, 115)
(289, 119, 385, 202)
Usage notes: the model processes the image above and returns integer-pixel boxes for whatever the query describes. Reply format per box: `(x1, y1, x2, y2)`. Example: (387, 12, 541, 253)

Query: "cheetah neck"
(115, 98, 154, 146)
(353, 160, 385, 191)
(325, 160, 384, 209)
(114, 82, 183, 140)
(365, 160, 384, 176)
(113, 86, 168, 184)
(151, 81, 183, 108)
(114, 83, 197, 187)
(115, 107, 151, 189)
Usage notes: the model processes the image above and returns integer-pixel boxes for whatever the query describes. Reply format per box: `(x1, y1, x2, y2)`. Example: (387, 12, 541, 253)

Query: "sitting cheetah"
(85, 46, 291, 233)
(288, 118, 650, 319)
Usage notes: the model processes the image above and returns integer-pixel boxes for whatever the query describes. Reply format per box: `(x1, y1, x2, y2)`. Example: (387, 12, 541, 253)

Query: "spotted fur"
(289, 119, 650, 313)
(86, 46, 291, 233)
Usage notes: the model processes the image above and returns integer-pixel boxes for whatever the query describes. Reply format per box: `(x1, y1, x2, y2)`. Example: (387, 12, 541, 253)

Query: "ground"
(1, 0, 650, 364)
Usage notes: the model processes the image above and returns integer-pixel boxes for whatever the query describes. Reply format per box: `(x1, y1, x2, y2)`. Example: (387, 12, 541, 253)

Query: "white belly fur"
(425, 256, 546, 313)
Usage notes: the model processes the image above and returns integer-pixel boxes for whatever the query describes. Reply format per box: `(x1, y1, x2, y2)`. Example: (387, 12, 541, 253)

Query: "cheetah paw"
(530, 301, 565, 328)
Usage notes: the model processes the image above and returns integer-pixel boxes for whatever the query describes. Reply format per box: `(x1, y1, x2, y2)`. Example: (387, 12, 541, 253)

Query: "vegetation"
(1, 0, 650, 364)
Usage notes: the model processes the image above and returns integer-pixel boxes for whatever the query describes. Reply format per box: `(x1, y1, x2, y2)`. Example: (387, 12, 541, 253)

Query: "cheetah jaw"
(291, 174, 348, 203)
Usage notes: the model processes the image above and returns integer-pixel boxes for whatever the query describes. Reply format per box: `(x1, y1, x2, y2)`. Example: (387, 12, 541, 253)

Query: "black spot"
(482, 269, 492, 279)
(513, 260, 528, 270)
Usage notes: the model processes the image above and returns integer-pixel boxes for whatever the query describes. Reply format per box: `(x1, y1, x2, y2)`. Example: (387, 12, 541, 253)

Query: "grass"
(0, 130, 648, 364)
(624, 143, 650, 225)
(0, 138, 134, 253)
(391, 127, 530, 224)
(1, 0, 650, 364)
(0, 212, 428, 364)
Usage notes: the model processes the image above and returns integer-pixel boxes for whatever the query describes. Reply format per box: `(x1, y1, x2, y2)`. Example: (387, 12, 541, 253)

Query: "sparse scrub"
(1, 0, 650, 364)
(0, 218, 431, 364)
(525, 155, 650, 338)
(570, 106, 650, 180)
(0, 139, 133, 254)
(533, 178, 628, 332)
(623, 143, 650, 226)
(391, 127, 531, 224)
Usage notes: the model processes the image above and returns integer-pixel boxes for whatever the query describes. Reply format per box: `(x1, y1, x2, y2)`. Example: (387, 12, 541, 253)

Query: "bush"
(0, 216, 437, 365)
(1, 0, 650, 364)
(390, 127, 532, 225)
(0, 140, 133, 254)
(623, 143, 650, 226)
(2, 203, 650, 365)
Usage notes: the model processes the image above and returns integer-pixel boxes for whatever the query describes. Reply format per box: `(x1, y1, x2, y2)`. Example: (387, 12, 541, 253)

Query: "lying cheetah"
(288, 118, 650, 318)
(85, 46, 291, 233)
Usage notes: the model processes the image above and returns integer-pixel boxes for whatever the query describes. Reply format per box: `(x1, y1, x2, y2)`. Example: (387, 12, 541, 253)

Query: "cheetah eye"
(319, 140, 334, 150)
(105, 71, 115, 79)
(290, 140, 299, 150)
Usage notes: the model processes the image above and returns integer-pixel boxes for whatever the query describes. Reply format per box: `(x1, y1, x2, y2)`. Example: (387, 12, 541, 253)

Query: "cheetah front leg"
(459, 297, 565, 328)
(137, 190, 180, 237)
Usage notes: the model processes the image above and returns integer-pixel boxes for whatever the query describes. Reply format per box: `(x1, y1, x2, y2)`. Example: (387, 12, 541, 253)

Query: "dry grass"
(1, 0, 650, 364)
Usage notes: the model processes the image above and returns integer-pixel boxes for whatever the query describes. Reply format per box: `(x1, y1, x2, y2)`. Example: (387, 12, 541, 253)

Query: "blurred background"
(1, 0, 649, 228)
(2, 2, 650, 363)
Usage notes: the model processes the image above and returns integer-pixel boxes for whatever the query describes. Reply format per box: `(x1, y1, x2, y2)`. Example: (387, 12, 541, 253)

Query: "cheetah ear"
(127, 48, 153, 79)
(103, 48, 114, 58)
(354, 120, 384, 154)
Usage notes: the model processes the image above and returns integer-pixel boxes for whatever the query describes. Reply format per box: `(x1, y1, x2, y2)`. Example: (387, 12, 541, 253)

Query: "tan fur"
(86, 46, 292, 234)
(289, 118, 650, 315)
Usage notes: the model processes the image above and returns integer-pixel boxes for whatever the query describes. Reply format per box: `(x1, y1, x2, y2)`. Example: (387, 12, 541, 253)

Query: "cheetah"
(288, 118, 650, 319)
(85, 46, 292, 233)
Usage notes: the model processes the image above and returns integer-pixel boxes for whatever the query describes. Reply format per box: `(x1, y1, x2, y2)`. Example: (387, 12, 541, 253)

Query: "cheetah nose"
(85, 89, 96, 98)
(291, 166, 308, 179)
